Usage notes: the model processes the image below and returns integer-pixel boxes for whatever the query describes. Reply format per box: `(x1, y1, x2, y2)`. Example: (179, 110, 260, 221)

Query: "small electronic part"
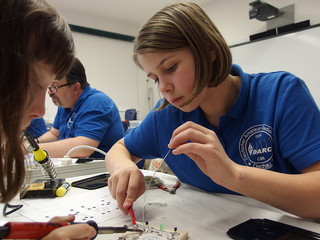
(113, 222, 188, 240)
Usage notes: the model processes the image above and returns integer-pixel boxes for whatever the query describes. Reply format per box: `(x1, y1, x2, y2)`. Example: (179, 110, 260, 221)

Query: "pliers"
(159, 180, 181, 194)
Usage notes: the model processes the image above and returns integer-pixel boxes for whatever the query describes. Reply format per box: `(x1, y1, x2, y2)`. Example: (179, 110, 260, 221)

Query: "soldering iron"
(22, 130, 57, 179)
(0, 220, 142, 239)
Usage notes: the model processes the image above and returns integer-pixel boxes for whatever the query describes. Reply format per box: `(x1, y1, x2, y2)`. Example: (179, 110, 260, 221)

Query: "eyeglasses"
(48, 82, 74, 94)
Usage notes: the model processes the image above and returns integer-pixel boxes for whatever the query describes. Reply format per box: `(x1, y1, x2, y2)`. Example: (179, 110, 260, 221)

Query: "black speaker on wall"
(250, 28, 277, 41)
(277, 20, 310, 34)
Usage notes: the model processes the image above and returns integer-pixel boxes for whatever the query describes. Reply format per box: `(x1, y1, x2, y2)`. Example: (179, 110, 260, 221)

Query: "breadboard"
(114, 223, 188, 240)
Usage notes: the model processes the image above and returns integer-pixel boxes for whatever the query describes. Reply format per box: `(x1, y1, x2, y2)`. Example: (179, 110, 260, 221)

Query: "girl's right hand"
(108, 166, 146, 213)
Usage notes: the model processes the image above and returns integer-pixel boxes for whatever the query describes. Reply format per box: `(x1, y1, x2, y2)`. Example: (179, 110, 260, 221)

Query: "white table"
(1, 170, 320, 239)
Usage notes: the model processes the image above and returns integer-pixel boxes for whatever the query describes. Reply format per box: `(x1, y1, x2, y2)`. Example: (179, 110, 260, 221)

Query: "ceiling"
(48, 0, 218, 31)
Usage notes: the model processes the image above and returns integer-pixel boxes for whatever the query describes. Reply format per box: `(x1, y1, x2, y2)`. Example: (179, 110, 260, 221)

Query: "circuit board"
(111, 222, 188, 240)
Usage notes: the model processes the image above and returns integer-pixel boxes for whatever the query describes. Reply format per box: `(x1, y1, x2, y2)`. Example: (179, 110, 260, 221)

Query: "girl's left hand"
(41, 214, 97, 240)
(168, 121, 239, 186)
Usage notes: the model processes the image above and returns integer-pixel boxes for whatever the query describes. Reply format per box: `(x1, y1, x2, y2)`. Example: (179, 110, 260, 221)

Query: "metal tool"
(96, 225, 142, 234)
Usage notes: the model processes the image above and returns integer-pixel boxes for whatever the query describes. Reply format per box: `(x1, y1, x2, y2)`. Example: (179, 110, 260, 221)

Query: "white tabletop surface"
(1, 170, 320, 239)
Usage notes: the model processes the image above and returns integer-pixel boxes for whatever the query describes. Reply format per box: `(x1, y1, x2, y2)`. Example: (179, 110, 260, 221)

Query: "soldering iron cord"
(64, 145, 107, 158)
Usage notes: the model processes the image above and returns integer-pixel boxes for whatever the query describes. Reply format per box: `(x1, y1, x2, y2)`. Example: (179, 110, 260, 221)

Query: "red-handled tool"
(170, 180, 181, 194)
(1, 221, 97, 239)
(1, 222, 68, 239)
(128, 207, 136, 225)
(158, 185, 169, 192)
(0, 220, 142, 239)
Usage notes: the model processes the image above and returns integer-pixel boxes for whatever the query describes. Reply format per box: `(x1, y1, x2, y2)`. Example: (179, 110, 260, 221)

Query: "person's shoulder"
(266, 71, 302, 86)
(86, 87, 112, 101)
(248, 69, 300, 85)
(31, 117, 46, 124)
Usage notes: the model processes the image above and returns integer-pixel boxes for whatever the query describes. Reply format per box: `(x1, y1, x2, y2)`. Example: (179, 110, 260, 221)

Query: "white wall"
(44, 0, 320, 123)
(204, 0, 320, 46)
(44, 32, 149, 123)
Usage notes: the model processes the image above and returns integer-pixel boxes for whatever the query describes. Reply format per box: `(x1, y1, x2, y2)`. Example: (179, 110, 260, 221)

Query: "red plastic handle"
(128, 207, 136, 225)
(3, 222, 69, 239)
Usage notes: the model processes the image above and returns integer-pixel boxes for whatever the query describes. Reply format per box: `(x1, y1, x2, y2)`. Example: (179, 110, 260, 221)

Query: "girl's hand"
(42, 214, 97, 240)
(108, 166, 145, 213)
(168, 121, 239, 186)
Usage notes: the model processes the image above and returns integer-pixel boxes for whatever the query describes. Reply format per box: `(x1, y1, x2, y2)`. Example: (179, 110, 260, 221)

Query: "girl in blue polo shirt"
(106, 2, 320, 219)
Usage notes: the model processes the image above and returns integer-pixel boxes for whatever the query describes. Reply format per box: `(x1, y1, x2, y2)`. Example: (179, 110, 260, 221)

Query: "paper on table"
(19, 187, 122, 223)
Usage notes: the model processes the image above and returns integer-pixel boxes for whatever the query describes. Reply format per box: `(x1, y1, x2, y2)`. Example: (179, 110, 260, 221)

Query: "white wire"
(64, 145, 107, 158)
(142, 149, 171, 224)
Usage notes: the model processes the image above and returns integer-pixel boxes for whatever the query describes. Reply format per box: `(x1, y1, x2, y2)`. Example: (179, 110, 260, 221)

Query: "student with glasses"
(0, 0, 96, 238)
(37, 57, 124, 158)
(48, 82, 75, 94)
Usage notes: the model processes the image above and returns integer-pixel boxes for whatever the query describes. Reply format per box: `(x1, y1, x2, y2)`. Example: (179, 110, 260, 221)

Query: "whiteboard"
(230, 25, 320, 107)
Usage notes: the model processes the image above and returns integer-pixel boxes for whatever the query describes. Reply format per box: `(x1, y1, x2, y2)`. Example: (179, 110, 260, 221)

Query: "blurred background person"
(38, 57, 124, 158)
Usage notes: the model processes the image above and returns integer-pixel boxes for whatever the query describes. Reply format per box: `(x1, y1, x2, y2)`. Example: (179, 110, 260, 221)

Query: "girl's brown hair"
(133, 2, 232, 110)
(0, 0, 75, 203)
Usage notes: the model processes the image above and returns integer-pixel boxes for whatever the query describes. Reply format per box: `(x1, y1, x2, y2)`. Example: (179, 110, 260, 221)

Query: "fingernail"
(89, 228, 97, 238)
(124, 201, 130, 208)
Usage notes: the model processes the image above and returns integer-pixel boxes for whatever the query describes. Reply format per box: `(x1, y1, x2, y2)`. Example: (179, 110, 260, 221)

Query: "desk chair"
(122, 108, 137, 135)
(125, 109, 137, 121)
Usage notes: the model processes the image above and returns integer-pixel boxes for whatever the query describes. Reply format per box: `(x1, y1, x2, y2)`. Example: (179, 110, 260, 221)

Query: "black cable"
(2, 203, 23, 216)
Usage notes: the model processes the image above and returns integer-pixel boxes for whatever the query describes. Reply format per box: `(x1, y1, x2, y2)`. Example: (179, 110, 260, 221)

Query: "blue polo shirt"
(27, 118, 48, 138)
(53, 85, 124, 158)
(125, 64, 320, 193)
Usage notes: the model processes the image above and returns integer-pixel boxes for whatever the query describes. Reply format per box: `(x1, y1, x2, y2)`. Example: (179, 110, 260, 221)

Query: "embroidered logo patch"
(239, 124, 273, 169)
(67, 112, 76, 129)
